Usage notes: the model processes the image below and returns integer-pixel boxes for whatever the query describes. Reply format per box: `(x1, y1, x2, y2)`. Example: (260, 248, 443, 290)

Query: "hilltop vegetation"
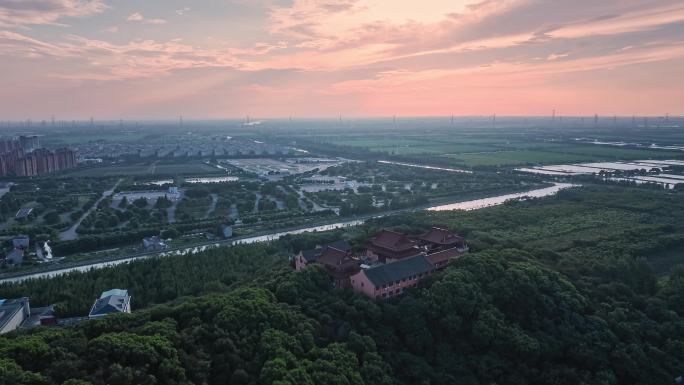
(1, 185, 683, 384)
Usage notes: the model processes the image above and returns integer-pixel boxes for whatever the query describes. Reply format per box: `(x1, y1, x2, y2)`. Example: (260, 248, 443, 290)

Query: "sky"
(0, 0, 683, 119)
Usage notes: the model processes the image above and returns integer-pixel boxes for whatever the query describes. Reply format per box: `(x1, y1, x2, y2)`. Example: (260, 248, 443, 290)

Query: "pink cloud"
(0, 0, 107, 28)
(127, 12, 167, 25)
(1, 0, 683, 118)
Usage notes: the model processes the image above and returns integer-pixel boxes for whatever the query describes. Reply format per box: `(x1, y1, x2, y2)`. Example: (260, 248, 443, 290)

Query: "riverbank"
(0, 182, 575, 283)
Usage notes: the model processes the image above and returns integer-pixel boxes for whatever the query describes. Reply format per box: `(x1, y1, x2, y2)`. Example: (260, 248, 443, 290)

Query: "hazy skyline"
(1, 0, 683, 119)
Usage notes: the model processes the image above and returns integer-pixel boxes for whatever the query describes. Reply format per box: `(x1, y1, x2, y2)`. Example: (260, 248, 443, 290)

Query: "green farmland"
(321, 133, 683, 167)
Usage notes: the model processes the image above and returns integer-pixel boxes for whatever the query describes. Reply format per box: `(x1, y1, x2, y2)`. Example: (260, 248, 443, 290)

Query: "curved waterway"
(378, 160, 472, 173)
(0, 183, 576, 284)
(427, 182, 577, 211)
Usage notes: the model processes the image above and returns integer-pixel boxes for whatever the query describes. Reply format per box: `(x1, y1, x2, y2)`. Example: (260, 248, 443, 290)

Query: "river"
(378, 160, 472, 174)
(426, 183, 576, 211)
(0, 182, 576, 284)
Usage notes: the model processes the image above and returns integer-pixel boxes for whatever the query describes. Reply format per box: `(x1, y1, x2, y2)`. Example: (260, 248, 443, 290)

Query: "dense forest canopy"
(1, 185, 683, 385)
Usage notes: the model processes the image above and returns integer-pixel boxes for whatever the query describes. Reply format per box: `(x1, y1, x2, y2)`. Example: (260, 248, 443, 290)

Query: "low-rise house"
(6, 248, 24, 265)
(15, 208, 33, 220)
(89, 289, 131, 318)
(142, 236, 168, 251)
(221, 225, 233, 238)
(351, 255, 435, 299)
(12, 234, 30, 249)
(22, 305, 56, 327)
(294, 240, 351, 271)
(365, 230, 421, 263)
(0, 298, 30, 334)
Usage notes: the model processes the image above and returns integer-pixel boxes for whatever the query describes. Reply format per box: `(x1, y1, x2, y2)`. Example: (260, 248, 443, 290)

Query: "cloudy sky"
(0, 0, 683, 119)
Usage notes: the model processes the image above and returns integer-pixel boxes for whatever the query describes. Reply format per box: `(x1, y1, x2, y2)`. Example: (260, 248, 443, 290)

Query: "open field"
(446, 150, 591, 167)
(445, 145, 683, 167)
(317, 133, 683, 167)
(57, 161, 222, 177)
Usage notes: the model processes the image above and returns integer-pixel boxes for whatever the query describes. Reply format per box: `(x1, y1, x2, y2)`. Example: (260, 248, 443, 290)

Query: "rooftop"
(89, 289, 131, 317)
(300, 240, 351, 262)
(419, 227, 463, 245)
(363, 255, 435, 287)
(426, 247, 464, 265)
(89, 295, 130, 317)
(371, 230, 417, 252)
(0, 298, 29, 332)
(100, 289, 128, 298)
(15, 208, 33, 219)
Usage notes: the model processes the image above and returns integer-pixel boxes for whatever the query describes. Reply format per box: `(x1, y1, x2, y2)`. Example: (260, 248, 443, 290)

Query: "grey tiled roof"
(300, 240, 351, 262)
(363, 255, 434, 287)
(89, 295, 129, 317)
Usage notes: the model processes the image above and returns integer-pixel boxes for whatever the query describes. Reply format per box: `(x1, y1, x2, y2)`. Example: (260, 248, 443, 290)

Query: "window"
(361, 282, 364, 287)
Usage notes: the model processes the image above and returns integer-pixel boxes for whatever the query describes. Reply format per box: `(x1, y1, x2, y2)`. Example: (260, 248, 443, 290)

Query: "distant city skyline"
(0, 0, 683, 119)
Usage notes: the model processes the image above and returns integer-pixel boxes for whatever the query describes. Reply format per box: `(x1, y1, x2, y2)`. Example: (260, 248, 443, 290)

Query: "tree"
(43, 211, 60, 225)
(133, 198, 148, 208)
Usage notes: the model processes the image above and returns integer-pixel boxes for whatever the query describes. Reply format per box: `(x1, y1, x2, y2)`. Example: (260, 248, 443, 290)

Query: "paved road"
(293, 187, 327, 212)
(253, 192, 262, 214)
(203, 194, 218, 219)
(59, 178, 122, 241)
(228, 203, 238, 219)
(166, 190, 183, 224)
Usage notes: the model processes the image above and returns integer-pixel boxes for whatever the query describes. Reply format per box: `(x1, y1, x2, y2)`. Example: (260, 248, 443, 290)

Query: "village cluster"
(294, 227, 468, 299)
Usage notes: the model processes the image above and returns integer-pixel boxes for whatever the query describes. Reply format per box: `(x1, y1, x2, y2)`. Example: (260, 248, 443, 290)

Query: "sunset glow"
(0, 0, 683, 119)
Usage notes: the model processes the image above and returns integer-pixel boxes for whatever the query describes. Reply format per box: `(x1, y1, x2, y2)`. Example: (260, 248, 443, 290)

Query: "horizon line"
(0, 114, 680, 123)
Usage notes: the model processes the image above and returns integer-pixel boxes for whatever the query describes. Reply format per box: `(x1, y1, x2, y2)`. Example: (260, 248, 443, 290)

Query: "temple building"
(316, 246, 361, 289)
(365, 230, 422, 263)
(418, 227, 467, 252)
(294, 240, 352, 271)
(294, 226, 469, 299)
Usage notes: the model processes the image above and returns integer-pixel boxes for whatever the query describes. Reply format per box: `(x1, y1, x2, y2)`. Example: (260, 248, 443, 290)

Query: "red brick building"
(351, 254, 436, 299)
